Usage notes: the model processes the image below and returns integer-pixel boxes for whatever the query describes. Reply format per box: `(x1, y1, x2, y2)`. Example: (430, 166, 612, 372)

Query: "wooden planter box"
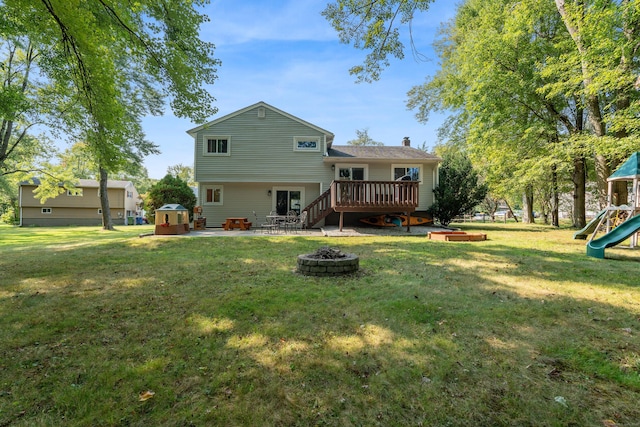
(428, 232, 487, 241)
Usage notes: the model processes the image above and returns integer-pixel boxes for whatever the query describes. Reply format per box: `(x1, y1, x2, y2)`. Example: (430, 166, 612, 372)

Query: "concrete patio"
(145, 224, 446, 238)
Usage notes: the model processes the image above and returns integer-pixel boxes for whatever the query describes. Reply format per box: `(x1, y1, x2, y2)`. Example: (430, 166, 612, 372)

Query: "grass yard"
(0, 223, 639, 426)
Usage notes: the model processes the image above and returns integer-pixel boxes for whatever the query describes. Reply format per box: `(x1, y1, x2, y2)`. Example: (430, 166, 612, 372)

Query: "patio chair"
(283, 210, 298, 233)
(292, 210, 308, 233)
(253, 211, 278, 234)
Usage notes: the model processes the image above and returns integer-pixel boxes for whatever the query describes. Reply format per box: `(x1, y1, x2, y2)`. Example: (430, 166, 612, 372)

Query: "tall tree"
(0, 37, 70, 179)
(554, 0, 640, 207)
(347, 128, 384, 146)
(325, 0, 640, 228)
(1, 0, 220, 230)
(167, 164, 195, 186)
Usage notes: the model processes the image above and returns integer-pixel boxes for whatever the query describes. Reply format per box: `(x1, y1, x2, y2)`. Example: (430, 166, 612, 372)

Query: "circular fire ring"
(297, 247, 359, 277)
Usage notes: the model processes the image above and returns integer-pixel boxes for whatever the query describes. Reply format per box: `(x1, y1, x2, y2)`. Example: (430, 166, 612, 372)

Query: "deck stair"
(303, 180, 419, 230)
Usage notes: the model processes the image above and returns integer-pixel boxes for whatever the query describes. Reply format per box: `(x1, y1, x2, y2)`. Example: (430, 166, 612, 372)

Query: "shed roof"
(327, 146, 441, 162)
(608, 152, 640, 181)
(156, 204, 188, 211)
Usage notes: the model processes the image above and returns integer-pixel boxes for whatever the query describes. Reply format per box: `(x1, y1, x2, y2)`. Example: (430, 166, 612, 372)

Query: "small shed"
(154, 204, 190, 235)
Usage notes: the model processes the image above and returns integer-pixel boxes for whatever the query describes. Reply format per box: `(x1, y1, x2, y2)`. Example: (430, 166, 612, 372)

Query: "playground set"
(574, 152, 640, 258)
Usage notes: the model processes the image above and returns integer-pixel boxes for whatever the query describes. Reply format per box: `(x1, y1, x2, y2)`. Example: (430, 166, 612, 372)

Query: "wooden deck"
(304, 180, 420, 231)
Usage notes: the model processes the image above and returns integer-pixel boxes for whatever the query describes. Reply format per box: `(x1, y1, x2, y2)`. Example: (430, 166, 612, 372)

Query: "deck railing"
(304, 180, 420, 227)
(331, 180, 419, 212)
(305, 188, 333, 227)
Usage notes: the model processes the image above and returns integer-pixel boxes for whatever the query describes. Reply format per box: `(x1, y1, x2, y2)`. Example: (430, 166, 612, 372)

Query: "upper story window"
(42, 208, 52, 214)
(126, 191, 134, 198)
(393, 165, 421, 182)
(67, 188, 83, 196)
(293, 136, 320, 152)
(204, 136, 230, 156)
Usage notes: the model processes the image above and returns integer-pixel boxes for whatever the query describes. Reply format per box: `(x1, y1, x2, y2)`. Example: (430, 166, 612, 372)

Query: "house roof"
(327, 145, 441, 162)
(186, 101, 335, 143)
(20, 178, 133, 188)
(156, 204, 188, 211)
(608, 152, 640, 181)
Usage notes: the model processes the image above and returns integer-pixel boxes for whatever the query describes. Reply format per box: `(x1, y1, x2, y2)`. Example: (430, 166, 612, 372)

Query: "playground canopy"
(608, 152, 640, 181)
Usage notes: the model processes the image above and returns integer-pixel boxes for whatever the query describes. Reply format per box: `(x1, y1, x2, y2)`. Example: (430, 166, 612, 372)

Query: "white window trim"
(271, 186, 305, 212)
(203, 185, 223, 205)
(42, 208, 52, 214)
(203, 135, 231, 156)
(98, 209, 102, 215)
(335, 164, 368, 181)
(293, 136, 320, 152)
(67, 188, 83, 196)
(392, 164, 422, 183)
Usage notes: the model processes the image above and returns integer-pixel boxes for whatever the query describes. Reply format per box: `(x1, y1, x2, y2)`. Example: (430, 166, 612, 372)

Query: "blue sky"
(141, 0, 457, 179)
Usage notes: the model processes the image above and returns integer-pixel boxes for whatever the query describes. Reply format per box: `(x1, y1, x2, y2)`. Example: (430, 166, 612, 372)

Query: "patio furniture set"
(252, 210, 308, 234)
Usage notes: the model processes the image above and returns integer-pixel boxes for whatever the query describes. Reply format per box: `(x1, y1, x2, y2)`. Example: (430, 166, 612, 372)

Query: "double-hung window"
(204, 136, 230, 156)
(204, 185, 223, 205)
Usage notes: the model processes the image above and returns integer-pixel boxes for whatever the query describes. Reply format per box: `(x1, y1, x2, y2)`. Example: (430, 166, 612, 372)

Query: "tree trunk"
(551, 164, 560, 227)
(556, 0, 610, 207)
(99, 166, 114, 230)
(572, 155, 586, 228)
(523, 187, 535, 223)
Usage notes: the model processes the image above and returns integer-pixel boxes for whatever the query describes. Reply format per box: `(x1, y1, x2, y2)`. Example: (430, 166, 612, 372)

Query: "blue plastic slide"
(573, 208, 607, 240)
(586, 215, 640, 259)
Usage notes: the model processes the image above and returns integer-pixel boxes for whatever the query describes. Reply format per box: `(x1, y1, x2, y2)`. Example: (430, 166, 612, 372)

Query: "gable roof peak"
(186, 101, 334, 141)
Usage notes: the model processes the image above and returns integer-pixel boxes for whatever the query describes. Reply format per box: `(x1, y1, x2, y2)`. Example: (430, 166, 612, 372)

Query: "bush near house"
(145, 174, 196, 223)
(428, 152, 487, 226)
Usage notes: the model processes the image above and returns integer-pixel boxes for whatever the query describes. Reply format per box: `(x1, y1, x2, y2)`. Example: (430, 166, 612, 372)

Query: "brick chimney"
(402, 136, 410, 147)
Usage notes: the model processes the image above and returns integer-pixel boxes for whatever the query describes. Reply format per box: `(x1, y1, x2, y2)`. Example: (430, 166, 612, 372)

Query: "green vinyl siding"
(194, 106, 330, 184)
(199, 182, 321, 228)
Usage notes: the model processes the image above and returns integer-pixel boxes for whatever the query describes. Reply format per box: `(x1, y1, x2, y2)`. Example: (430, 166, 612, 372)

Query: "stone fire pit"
(297, 246, 359, 277)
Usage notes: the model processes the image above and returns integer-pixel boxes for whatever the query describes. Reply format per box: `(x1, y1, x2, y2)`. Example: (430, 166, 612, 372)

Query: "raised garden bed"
(428, 231, 487, 241)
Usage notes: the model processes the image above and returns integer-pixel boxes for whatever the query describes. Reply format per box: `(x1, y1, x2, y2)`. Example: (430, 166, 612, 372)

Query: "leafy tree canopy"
(347, 128, 383, 146)
(167, 163, 195, 186)
(145, 174, 196, 223)
(1, 0, 219, 229)
(322, 0, 434, 82)
(428, 150, 487, 226)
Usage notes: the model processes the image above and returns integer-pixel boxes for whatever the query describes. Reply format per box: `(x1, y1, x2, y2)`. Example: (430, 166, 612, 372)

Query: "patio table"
(223, 217, 252, 230)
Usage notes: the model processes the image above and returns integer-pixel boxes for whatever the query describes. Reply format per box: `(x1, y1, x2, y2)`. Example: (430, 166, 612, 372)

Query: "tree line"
(0, 0, 217, 228)
(325, 0, 640, 227)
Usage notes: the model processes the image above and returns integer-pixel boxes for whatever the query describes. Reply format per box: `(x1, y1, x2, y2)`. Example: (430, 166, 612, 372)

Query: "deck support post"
(339, 211, 344, 232)
(406, 211, 411, 232)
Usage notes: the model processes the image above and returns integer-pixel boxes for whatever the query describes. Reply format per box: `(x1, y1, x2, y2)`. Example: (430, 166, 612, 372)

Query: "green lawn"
(0, 223, 639, 426)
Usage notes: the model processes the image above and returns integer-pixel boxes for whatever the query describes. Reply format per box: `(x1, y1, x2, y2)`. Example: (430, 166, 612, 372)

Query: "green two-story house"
(187, 101, 441, 229)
